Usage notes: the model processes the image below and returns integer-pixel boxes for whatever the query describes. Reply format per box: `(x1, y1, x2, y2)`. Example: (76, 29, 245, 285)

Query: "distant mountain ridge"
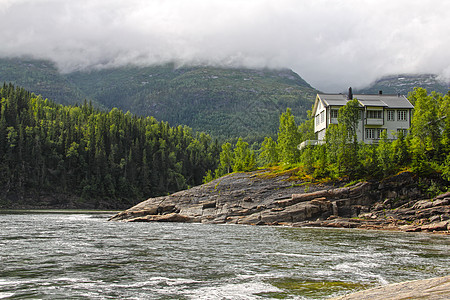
(2, 57, 449, 140)
(357, 74, 450, 95)
(0, 58, 317, 140)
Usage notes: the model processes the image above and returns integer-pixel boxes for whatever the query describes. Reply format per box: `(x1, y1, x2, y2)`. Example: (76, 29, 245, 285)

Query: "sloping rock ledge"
(329, 275, 450, 300)
(109, 170, 450, 234)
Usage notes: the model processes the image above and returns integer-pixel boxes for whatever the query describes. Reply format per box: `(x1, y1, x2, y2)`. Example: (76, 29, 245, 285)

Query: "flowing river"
(0, 211, 449, 299)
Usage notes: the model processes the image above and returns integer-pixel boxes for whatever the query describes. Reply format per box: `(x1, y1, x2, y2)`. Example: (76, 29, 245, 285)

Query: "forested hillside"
(0, 84, 220, 208)
(0, 58, 317, 140)
(0, 58, 93, 106)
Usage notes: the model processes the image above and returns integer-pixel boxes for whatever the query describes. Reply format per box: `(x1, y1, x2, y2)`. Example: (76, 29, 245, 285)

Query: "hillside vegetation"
(0, 84, 220, 208)
(0, 58, 91, 106)
(0, 58, 317, 140)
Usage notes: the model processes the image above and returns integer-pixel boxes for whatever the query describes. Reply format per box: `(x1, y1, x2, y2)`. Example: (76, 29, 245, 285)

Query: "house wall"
(314, 99, 327, 135)
(363, 108, 411, 143)
(313, 105, 412, 143)
(317, 128, 326, 140)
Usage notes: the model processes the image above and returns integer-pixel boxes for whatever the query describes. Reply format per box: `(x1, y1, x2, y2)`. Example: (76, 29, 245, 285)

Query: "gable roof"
(312, 93, 413, 115)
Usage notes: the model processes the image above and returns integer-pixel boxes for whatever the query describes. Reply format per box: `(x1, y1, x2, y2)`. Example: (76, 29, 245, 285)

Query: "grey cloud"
(0, 0, 449, 91)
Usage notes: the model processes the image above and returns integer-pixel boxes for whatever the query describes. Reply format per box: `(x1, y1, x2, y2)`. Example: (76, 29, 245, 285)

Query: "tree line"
(0, 83, 220, 208)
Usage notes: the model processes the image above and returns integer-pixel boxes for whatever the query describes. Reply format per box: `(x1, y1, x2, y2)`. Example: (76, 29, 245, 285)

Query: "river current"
(0, 212, 449, 299)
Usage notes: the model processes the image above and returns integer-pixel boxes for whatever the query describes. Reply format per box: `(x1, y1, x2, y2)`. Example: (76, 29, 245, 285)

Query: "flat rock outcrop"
(329, 275, 450, 300)
(109, 170, 450, 233)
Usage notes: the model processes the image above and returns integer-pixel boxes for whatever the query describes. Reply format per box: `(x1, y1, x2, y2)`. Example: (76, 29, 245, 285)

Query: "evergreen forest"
(0, 84, 220, 208)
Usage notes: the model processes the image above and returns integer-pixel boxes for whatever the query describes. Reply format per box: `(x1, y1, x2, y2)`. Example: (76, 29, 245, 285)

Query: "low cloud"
(1, 0, 449, 91)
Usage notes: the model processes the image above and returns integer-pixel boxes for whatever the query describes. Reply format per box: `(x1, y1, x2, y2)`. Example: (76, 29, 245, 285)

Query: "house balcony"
(297, 140, 326, 150)
(366, 118, 384, 126)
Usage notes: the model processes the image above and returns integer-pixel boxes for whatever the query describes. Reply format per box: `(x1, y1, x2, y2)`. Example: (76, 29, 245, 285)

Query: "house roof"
(356, 94, 414, 109)
(313, 93, 414, 115)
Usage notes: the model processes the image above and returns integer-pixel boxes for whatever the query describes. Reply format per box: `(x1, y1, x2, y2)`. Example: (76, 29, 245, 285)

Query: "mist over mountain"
(1, 1, 450, 92)
(356, 74, 450, 96)
(0, 57, 317, 140)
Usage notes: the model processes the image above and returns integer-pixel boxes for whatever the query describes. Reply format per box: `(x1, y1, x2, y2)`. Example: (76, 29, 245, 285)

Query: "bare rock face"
(109, 170, 449, 233)
(330, 275, 450, 300)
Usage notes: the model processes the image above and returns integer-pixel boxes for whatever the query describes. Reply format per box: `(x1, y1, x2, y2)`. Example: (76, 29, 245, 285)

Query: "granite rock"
(109, 170, 449, 234)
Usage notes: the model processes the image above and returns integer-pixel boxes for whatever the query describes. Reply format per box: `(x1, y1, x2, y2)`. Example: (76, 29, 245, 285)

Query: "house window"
(320, 111, 325, 123)
(398, 110, 407, 121)
(387, 110, 395, 121)
(367, 110, 382, 119)
(330, 109, 338, 119)
(366, 128, 385, 139)
(397, 128, 408, 137)
(366, 128, 375, 139)
(316, 115, 319, 126)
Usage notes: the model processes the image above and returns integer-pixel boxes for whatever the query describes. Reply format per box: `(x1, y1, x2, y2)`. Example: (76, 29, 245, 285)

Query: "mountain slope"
(357, 74, 450, 95)
(0, 58, 90, 106)
(67, 64, 317, 139)
(0, 58, 317, 140)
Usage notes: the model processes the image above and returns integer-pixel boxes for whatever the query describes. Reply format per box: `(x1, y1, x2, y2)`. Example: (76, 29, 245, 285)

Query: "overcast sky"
(1, 0, 449, 92)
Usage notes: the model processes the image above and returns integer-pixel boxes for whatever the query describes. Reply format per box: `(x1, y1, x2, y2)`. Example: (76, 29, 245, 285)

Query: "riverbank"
(0, 191, 136, 211)
(109, 170, 450, 234)
(0, 209, 120, 214)
(329, 275, 450, 299)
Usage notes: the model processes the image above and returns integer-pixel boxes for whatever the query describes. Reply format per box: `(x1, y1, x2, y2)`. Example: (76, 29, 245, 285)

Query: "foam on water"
(0, 293, 15, 299)
(185, 281, 284, 300)
(261, 252, 310, 258)
(0, 279, 15, 286)
(110, 277, 201, 288)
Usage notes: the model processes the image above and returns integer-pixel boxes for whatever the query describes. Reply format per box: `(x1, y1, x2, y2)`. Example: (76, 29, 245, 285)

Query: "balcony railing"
(366, 118, 384, 125)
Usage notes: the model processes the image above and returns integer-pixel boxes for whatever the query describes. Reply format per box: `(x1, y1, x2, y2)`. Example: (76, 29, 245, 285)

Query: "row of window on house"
(365, 128, 408, 140)
(316, 109, 408, 125)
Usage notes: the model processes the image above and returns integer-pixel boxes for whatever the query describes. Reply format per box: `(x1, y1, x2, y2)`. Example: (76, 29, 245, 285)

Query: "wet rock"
(429, 215, 441, 223)
(399, 224, 422, 232)
(127, 213, 194, 223)
(420, 221, 449, 232)
(432, 198, 449, 207)
(372, 203, 385, 211)
(109, 170, 449, 234)
(202, 201, 216, 209)
(323, 220, 359, 228)
(435, 191, 450, 199)
(330, 275, 450, 300)
(413, 200, 434, 210)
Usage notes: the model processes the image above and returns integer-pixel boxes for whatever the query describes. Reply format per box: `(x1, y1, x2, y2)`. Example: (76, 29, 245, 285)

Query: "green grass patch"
(344, 179, 361, 187)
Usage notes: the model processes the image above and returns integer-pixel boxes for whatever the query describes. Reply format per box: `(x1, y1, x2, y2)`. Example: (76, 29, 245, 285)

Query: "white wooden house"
(299, 88, 414, 149)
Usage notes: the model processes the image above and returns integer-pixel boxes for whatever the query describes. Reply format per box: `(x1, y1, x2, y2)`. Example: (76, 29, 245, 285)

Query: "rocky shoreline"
(109, 170, 450, 234)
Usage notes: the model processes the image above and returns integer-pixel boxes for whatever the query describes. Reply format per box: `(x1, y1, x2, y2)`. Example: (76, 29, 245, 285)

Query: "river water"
(0, 212, 449, 299)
